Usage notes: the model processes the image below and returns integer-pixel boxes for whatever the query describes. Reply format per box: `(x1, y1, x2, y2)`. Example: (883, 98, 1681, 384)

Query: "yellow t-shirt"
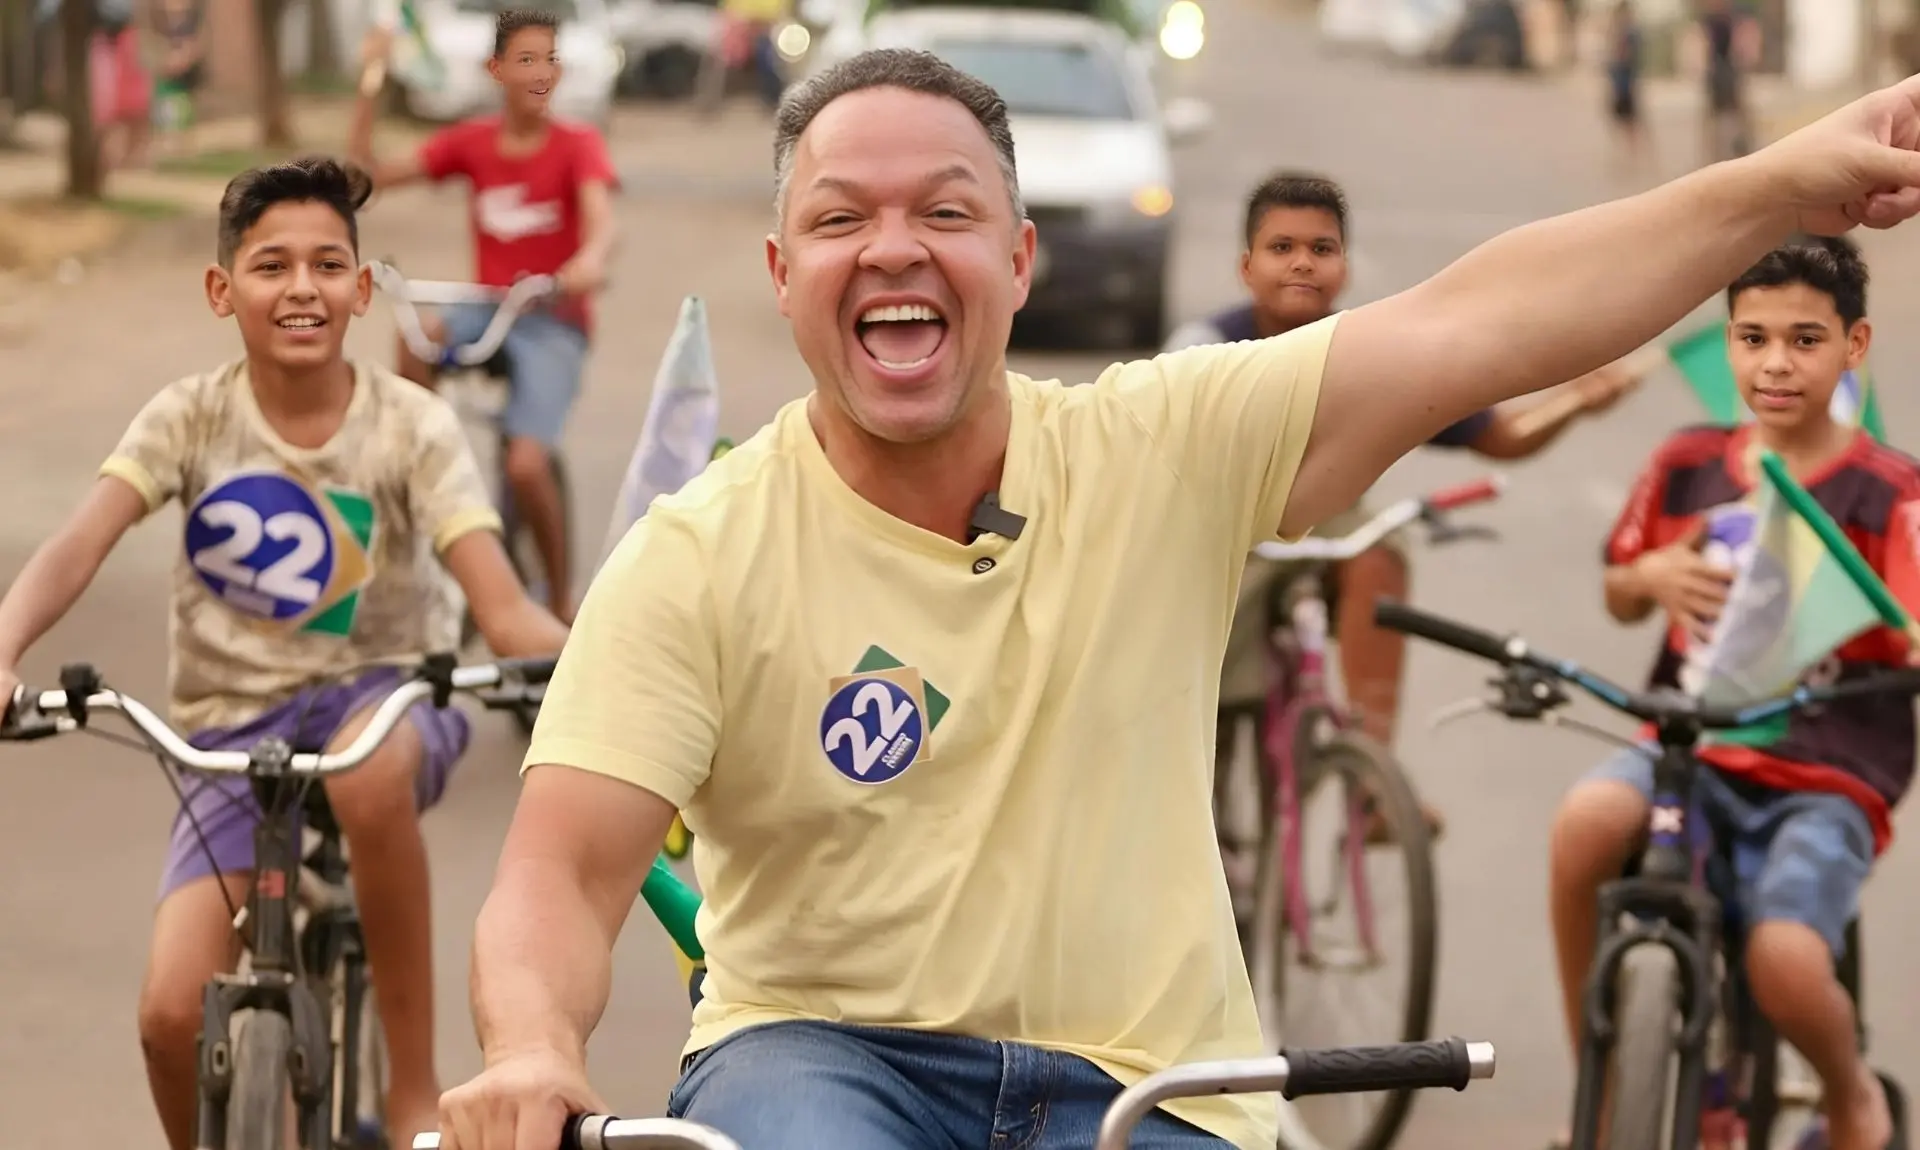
(526, 315, 1337, 1148)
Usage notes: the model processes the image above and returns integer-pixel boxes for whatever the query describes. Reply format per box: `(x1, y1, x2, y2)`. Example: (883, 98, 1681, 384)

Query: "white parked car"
(802, 5, 1210, 345)
(395, 0, 626, 127)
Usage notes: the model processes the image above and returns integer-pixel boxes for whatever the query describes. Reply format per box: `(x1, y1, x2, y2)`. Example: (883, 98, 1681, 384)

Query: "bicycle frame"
(1374, 600, 1915, 1150)
(5, 656, 553, 1150)
(197, 737, 339, 1150)
(1566, 722, 1721, 1150)
(1246, 479, 1503, 969)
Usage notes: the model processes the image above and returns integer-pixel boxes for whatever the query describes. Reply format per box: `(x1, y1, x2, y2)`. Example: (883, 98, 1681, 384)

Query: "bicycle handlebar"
(407, 1039, 1495, 1150)
(1, 654, 556, 772)
(1373, 599, 1920, 730)
(1094, 1038, 1494, 1149)
(1252, 475, 1504, 563)
(413, 1116, 741, 1150)
(366, 259, 560, 369)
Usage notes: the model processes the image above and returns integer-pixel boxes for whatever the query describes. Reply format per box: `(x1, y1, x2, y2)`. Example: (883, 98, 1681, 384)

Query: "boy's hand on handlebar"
(437, 1046, 606, 1150)
(0, 667, 18, 722)
(555, 252, 608, 297)
(1632, 521, 1732, 642)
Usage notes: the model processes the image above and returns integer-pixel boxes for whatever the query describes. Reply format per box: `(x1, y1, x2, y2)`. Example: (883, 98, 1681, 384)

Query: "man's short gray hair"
(771, 48, 1025, 231)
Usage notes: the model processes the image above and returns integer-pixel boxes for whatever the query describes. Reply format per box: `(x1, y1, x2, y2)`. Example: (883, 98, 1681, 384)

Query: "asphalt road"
(6, 4, 1920, 1147)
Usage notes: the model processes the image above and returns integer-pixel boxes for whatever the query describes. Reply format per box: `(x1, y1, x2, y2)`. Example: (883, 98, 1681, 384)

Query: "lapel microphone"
(966, 491, 1027, 544)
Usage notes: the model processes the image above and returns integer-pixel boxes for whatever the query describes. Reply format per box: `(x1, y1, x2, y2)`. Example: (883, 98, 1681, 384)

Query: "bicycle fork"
(194, 760, 336, 1150)
(1568, 877, 1721, 1150)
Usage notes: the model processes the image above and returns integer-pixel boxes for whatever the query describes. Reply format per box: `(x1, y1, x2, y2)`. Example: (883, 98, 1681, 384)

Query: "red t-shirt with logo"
(1603, 423, 1920, 853)
(416, 116, 617, 335)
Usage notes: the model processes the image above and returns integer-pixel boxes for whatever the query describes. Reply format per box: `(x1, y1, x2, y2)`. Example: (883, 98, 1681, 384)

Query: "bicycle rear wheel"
(1248, 731, 1437, 1150)
(226, 1009, 295, 1150)
(1600, 945, 1679, 1150)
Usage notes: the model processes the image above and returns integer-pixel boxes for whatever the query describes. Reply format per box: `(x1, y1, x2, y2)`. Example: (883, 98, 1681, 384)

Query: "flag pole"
(1756, 451, 1920, 649)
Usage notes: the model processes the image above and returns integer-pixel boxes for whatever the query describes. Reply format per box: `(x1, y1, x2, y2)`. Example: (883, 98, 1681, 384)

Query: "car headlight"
(1088, 186, 1175, 227)
(1159, 0, 1204, 59)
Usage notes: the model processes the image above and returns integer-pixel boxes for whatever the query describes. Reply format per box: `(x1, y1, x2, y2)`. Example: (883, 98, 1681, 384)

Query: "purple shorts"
(158, 666, 470, 901)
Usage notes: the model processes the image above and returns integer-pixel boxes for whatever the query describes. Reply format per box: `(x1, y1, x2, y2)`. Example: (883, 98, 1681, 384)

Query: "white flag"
(598, 296, 723, 569)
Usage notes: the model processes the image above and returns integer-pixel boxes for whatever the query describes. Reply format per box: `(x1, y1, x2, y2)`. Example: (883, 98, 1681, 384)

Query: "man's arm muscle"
(1280, 159, 1787, 537)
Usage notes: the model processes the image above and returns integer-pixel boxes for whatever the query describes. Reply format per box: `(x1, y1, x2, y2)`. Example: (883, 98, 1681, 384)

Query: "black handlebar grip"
(501, 656, 559, 684)
(1371, 599, 1511, 664)
(558, 1114, 591, 1150)
(1282, 1037, 1474, 1099)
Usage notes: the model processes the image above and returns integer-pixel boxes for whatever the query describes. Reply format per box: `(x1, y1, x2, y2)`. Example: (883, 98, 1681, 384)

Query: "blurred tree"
(258, 0, 294, 145)
(60, 0, 101, 198)
(306, 0, 342, 82)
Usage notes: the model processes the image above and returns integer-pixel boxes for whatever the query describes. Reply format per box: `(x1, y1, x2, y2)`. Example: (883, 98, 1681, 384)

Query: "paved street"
(4, 4, 1920, 1147)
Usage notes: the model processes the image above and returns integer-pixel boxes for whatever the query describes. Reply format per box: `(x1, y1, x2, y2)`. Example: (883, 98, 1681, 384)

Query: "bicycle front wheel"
(226, 1009, 294, 1150)
(1247, 731, 1438, 1150)
(1600, 945, 1679, 1150)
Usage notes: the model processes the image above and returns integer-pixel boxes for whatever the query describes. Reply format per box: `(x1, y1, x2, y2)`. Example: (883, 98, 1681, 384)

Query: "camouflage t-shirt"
(100, 361, 502, 732)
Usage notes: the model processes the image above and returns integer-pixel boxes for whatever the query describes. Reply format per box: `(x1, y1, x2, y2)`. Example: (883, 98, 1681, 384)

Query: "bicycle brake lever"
(0, 689, 63, 742)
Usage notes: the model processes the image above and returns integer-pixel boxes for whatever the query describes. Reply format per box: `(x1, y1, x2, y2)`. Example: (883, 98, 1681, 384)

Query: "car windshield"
(927, 39, 1136, 120)
(454, 0, 580, 18)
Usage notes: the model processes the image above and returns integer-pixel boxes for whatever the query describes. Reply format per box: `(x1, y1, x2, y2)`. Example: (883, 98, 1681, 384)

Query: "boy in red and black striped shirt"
(1551, 237, 1920, 1150)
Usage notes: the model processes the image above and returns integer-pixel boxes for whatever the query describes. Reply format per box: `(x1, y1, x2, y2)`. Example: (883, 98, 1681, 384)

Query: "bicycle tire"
(1248, 731, 1437, 1150)
(1600, 945, 1679, 1150)
(226, 1009, 294, 1150)
(335, 955, 388, 1149)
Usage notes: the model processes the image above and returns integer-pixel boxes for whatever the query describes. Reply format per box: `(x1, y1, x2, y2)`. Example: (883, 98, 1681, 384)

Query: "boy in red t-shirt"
(1553, 237, 1920, 1150)
(349, 8, 620, 623)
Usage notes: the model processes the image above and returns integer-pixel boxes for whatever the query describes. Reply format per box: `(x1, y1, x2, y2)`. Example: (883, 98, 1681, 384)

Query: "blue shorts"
(668, 1021, 1232, 1149)
(439, 302, 588, 449)
(1584, 744, 1873, 957)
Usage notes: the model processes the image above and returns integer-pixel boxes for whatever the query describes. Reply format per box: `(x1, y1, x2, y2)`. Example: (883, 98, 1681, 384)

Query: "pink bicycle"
(1219, 476, 1503, 1150)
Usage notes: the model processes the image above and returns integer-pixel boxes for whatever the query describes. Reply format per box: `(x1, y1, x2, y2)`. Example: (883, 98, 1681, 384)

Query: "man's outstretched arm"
(1283, 160, 1786, 537)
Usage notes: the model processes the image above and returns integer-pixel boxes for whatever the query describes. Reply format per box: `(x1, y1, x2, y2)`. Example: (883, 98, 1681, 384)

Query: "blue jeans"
(1585, 743, 1873, 956)
(439, 303, 588, 448)
(666, 1021, 1233, 1149)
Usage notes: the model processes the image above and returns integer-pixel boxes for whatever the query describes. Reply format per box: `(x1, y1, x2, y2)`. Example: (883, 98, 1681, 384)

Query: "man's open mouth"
(855, 303, 947, 372)
(277, 315, 326, 332)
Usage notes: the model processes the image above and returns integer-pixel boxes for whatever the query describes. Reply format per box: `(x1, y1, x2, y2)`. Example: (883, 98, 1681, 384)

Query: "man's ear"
(1008, 218, 1036, 312)
(206, 264, 235, 317)
(767, 233, 791, 318)
(352, 261, 373, 317)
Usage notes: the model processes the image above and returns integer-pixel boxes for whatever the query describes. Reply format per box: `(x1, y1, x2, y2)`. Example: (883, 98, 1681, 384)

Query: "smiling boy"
(349, 8, 619, 624)
(0, 157, 568, 1149)
(1555, 236, 1920, 1150)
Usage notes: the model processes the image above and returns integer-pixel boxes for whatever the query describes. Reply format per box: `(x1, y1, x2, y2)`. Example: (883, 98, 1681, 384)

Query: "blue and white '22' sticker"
(185, 473, 335, 621)
(819, 677, 925, 784)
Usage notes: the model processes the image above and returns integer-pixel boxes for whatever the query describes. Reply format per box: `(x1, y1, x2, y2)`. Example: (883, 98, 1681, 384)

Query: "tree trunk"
(305, 0, 340, 82)
(258, 0, 294, 146)
(60, 0, 102, 199)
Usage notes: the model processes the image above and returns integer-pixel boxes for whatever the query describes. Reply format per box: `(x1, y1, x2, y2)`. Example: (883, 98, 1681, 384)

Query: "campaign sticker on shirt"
(183, 469, 375, 632)
(819, 667, 932, 785)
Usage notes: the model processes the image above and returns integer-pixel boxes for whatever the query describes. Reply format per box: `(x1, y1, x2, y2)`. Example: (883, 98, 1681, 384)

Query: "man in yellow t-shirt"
(432, 43, 1920, 1150)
